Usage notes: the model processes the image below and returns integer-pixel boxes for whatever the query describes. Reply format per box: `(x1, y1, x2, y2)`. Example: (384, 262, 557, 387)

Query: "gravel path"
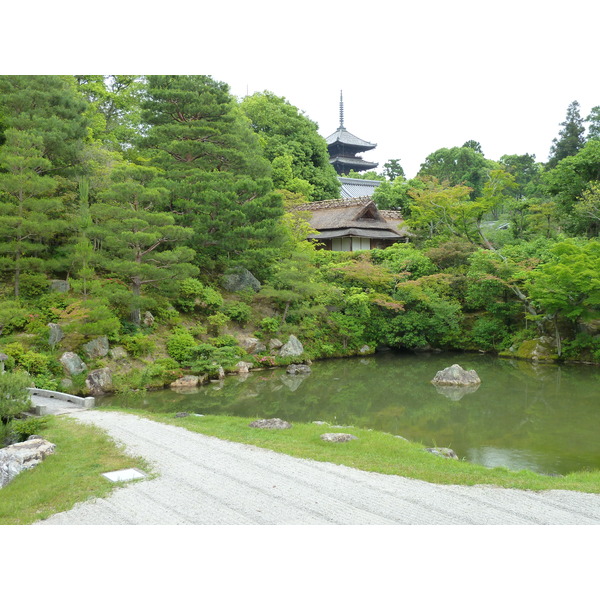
(39, 410, 600, 525)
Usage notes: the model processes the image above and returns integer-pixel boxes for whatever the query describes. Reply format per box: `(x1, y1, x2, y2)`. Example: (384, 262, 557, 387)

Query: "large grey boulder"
(82, 336, 109, 359)
(238, 336, 267, 354)
(431, 364, 481, 386)
(109, 346, 128, 361)
(48, 323, 64, 347)
(0, 437, 56, 488)
(269, 338, 283, 351)
(235, 361, 254, 374)
(60, 352, 87, 376)
(85, 368, 113, 396)
(279, 335, 304, 358)
(222, 268, 261, 293)
(170, 375, 200, 389)
(50, 280, 70, 293)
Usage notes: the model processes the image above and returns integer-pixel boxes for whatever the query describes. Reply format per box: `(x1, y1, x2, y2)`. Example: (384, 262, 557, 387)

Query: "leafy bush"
(223, 301, 252, 324)
(561, 333, 600, 362)
(141, 358, 182, 387)
(19, 273, 49, 298)
(166, 328, 197, 363)
(207, 312, 229, 335)
(259, 317, 280, 334)
(208, 335, 239, 348)
(0, 371, 33, 421)
(19, 351, 51, 375)
(175, 278, 223, 314)
(471, 317, 511, 351)
(11, 416, 49, 442)
(186, 343, 243, 376)
(120, 333, 155, 358)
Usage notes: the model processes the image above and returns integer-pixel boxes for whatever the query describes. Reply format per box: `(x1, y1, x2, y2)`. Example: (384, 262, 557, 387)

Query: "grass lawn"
(112, 407, 600, 495)
(0, 415, 150, 525)
(2, 407, 600, 525)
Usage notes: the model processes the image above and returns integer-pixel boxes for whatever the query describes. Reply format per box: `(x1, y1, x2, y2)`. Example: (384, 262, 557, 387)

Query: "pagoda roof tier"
(325, 126, 377, 150)
(329, 155, 379, 171)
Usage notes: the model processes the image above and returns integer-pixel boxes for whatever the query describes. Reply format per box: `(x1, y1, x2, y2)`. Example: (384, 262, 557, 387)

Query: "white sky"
(5, 0, 599, 179)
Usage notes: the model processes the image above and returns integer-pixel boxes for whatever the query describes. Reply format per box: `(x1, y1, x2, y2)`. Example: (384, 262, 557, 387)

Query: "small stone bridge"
(27, 388, 95, 416)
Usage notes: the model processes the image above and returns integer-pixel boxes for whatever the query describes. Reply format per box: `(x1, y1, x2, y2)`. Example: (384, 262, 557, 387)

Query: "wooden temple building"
(294, 197, 409, 251)
(326, 92, 378, 176)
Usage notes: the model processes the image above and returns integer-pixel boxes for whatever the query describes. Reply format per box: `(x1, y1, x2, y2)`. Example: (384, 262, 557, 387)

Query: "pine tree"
(140, 76, 285, 278)
(547, 101, 586, 169)
(0, 75, 90, 175)
(0, 130, 65, 297)
(90, 164, 198, 324)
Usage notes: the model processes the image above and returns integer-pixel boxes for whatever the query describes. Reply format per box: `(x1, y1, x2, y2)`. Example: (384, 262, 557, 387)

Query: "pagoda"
(326, 92, 378, 175)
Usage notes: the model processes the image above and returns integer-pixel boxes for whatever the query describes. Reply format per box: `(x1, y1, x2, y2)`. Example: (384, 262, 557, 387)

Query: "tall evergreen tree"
(585, 106, 600, 142)
(0, 130, 65, 296)
(140, 76, 285, 278)
(547, 100, 586, 169)
(90, 164, 198, 324)
(0, 76, 90, 175)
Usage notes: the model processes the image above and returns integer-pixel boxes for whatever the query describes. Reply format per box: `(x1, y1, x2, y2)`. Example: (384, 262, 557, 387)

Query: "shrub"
(141, 358, 182, 388)
(120, 333, 155, 358)
(223, 301, 252, 324)
(208, 335, 239, 348)
(186, 343, 243, 376)
(207, 312, 229, 335)
(0, 371, 33, 422)
(259, 317, 280, 334)
(175, 278, 223, 314)
(19, 351, 51, 375)
(166, 328, 197, 363)
(19, 273, 49, 299)
(471, 317, 511, 351)
(11, 416, 49, 442)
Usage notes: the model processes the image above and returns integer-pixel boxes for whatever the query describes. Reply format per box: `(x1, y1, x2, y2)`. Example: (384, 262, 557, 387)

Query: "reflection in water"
(432, 383, 480, 401)
(99, 351, 600, 475)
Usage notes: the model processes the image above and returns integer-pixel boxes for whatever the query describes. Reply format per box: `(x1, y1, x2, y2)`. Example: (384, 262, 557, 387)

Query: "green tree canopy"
(547, 100, 586, 169)
(417, 146, 495, 199)
(241, 91, 340, 201)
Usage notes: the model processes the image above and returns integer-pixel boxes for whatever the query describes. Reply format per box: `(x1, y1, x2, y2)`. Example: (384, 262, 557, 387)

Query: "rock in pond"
(321, 433, 358, 443)
(286, 364, 311, 375)
(431, 364, 481, 386)
(249, 418, 292, 430)
(425, 447, 459, 460)
(170, 375, 200, 388)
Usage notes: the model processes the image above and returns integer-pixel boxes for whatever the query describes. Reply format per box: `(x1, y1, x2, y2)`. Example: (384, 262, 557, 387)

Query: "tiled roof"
(325, 126, 376, 150)
(339, 177, 381, 199)
(329, 156, 378, 169)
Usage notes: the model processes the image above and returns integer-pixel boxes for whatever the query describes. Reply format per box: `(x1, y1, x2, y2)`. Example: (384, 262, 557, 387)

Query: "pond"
(98, 352, 600, 476)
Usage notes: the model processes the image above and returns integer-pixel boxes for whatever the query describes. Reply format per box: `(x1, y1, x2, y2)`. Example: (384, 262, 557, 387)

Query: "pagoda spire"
(339, 90, 344, 129)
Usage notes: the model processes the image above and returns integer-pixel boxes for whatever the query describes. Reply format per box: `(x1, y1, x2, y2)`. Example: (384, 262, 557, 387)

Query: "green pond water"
(99, 352, 600, 475)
